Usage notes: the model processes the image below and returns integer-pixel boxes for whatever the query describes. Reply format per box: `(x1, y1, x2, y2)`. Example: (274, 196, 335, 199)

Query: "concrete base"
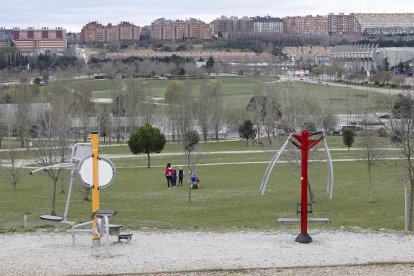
(92, 239, 100, 248)
(295, 234, 312, 244)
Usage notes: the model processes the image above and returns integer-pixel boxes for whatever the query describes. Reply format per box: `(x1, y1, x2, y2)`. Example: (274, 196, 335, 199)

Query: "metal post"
(296, 130, 312, 244)
(23, 213, 29, 229)
(91, 131, 100, 248)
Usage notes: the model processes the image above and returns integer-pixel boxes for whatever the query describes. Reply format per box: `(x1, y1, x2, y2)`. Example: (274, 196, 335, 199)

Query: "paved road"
(294, 76, 411, 95)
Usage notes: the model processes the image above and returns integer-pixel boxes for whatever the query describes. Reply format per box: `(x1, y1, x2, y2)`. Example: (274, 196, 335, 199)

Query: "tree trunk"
(51, 179, 58, 216)
(83, 187, 91, 201)
(188, 170, 192, 202)
(61, 173, 65, 194)
(20, 135, 24, 148)
(406, 180, 414, 231)
(203, 131, 208, 143)
(83, 125, 87, 142)
(147, 152, 151, 168)
(368, 164, 373, 203)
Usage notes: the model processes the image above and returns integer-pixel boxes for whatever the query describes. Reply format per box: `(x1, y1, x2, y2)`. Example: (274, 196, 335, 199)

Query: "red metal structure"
(260, 129, 333, 244)
(292, 130, 324, 243)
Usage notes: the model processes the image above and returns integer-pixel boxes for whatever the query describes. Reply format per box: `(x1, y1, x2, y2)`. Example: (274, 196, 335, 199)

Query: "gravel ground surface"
(1, 230, 413, 275)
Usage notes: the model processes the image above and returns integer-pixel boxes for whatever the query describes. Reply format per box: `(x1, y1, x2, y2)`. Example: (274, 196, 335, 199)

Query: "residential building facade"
(253, 16, 284, 33)
(0, 27, 13, 47)
(210, 16, 237, 36)
(353, 13, 414, 34)
(284, 15, 328, 34)
(150, 18, 211, 40)
(328, 13, 361, 33)
(11, 27, 67, 53)
(81, 21, 141, 44)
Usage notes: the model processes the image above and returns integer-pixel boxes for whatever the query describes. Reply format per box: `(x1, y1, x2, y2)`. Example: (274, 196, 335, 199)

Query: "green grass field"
(0, 136, 409, 234)
(0, 75, 407, 234)
(73, 77, 390, 113)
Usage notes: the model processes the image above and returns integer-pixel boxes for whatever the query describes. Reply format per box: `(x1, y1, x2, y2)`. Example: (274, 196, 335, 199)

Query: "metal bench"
(278, 218, 331, 223)
(117, 233, 133, 242)
(108, 224, 123, 236)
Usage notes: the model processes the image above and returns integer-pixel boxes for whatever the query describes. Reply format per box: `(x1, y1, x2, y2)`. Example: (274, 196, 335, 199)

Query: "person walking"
(178, 167, 184, 186)
(172, 168, 177, 188)
(165, 163, 173, 189)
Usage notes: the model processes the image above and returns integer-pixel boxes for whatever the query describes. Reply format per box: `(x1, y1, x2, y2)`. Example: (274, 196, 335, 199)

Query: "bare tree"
(31, 72, 75, 214)
(165, 81, 193, 141)
(209, 80, 223, 141)
(124, 76, 139, 133)
(247, 82, 266, 138)
(377, 92, 414, 231)
(110, 77, 124, 143)
(97, 105, 111, 144)
(275, 81, 322, 132)
(359, 131, 383, 203)
(197, 81, 218, 142)
(1, 112, 23, 190)
(182, 130, 204, 202)
(224, 105, 250, 132)
(15, 80, 32, 148)
(165, 81, 182, 142)
(137, 81, 155, 125)
(75, 80, 95, 142)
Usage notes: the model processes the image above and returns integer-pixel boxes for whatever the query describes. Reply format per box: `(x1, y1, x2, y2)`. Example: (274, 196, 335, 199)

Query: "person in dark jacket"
(178, 167, 184, 186)
(165, 163, 173, 189)
(172, 169, 177, 187)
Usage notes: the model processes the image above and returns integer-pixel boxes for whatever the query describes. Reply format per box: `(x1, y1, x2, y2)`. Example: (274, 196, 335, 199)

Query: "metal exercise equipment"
(30, 142, 92, 224)
(31, 132, 124, 256)
(259, 130, 334, 244)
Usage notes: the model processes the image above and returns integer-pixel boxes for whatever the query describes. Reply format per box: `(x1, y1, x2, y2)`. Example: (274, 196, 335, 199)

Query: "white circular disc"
(77, 156, 116, 189)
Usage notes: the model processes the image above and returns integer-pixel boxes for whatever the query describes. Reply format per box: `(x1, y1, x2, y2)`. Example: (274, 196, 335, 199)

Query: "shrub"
(377, 128, 388, 137)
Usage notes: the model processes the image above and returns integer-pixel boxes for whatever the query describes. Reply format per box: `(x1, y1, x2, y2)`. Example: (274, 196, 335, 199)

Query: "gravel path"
(1, 230, 414, 275)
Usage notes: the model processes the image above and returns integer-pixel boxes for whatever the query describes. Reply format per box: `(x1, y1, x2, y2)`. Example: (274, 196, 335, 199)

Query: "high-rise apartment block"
(284, 15, 328, 34)
(253, 16, 284, 33)
(6, 27, 67, 53)
(328, 13, 361, 33)
(81, 21, 141, 44)
(353, 13, 414, 34)
(150, 18, 211, 40)
(211, 16, 283, 36)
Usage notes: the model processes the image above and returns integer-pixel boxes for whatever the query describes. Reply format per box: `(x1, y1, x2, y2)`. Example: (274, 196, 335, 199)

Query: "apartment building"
(284, 15, 328, 34)
(81, 21, 141, 44)
(210, 16, 256, 36)
(353, 13, 414, 34)
(0, 28, 13, 47)
(253, 16, 284, 33)
(11, 27, 67, 53)
(328, 13, 361, 33)
(210, 16, 236, 35)
(211, 15, 283, 36)
(150, 18, 211, 40)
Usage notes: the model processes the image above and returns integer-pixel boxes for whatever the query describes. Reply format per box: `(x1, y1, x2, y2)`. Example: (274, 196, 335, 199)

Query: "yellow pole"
(91, 131, 100, 247)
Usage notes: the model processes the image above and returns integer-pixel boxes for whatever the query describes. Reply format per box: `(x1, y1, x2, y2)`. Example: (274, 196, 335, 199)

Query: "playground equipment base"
(295, 234, 312, 244)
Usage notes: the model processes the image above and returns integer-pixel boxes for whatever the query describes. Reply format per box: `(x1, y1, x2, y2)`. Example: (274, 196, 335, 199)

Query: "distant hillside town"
(1, 13, 414, 53)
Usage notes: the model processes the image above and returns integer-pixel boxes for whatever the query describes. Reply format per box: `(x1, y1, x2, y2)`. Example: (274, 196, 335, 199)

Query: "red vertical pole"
(300, 130, 309, 236)
(295, 129, 312, 243)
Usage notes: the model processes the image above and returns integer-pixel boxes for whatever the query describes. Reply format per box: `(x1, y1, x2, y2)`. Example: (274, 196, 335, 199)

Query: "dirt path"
(1, 230, 413, 275)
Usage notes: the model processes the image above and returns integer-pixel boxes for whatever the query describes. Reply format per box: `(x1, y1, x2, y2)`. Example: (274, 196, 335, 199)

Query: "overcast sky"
(1, 0, 412, 32)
